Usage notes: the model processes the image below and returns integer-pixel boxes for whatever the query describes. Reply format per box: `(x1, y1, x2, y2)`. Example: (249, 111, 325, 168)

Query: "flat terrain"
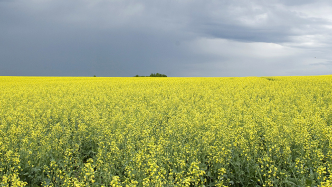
(1, 76, 332, 186)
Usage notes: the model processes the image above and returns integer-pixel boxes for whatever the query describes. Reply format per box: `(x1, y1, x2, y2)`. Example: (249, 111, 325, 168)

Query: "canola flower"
(0, 76, 332, 186)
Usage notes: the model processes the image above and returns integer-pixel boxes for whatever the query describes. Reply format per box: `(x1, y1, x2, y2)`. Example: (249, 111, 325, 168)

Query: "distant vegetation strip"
(134, 73, 167, 77)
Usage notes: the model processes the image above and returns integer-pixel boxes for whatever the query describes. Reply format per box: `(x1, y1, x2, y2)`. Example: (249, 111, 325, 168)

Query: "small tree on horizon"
(149, 73, 167, 77)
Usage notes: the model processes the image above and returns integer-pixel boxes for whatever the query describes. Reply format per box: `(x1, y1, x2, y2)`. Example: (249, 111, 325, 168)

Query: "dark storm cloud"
(1, 0, 332, 77)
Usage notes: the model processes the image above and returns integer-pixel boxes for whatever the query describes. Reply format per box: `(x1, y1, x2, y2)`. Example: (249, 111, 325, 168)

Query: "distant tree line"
(134, 73, 167, 77)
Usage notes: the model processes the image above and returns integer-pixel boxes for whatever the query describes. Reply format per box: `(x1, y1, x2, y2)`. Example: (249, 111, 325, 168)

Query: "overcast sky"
(1, 0, 332, 77)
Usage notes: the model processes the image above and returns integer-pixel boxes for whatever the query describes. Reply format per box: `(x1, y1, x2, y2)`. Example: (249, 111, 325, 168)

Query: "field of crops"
(1, 76, 332, 186)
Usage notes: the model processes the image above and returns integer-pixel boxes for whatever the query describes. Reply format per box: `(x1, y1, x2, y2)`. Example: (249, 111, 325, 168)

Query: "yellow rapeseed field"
(1, 76, 332, 186)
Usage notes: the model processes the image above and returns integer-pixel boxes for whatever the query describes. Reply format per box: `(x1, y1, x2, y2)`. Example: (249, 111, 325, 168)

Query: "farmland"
(0, 76, 332, 186)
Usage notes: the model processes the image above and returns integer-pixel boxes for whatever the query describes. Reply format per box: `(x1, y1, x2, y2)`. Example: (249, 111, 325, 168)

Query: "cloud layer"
(1, 0, 332, 76)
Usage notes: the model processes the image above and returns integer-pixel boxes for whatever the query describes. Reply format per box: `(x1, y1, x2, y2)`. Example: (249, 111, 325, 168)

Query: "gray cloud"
(311, 61, 332, 66)
(1, 0, 332, 77)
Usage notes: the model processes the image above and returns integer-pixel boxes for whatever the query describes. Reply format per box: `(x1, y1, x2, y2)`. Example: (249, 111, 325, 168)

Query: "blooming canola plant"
(0, 76, 332, 186)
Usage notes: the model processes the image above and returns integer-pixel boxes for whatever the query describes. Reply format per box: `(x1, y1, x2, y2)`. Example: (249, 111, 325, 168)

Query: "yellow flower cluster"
(0, 76, 332, 186)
